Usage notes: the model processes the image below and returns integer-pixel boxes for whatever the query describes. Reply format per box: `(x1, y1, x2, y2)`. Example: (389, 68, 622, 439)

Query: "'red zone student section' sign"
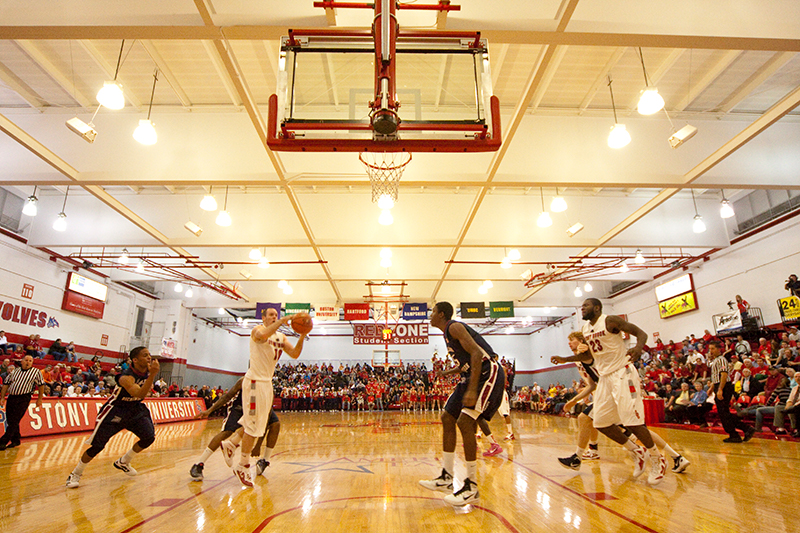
(0, 397, 206, 439)
(353, 323, 429, 344)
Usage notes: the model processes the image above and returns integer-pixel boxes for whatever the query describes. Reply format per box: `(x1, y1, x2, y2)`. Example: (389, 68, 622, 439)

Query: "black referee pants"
(715, 382, 750, 438)
(0, 393, 32, 446)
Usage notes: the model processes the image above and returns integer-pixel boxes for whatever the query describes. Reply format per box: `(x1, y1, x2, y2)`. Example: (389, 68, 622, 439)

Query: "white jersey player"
(571, 298, 667, 486)
(233, 307, 307, 487)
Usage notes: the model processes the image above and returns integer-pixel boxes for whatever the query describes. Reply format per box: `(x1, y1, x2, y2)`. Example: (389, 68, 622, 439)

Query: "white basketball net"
(359, 152, 412, 205)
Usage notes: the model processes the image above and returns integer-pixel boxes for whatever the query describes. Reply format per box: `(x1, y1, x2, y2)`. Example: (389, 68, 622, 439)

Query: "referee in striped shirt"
(0, 355, 44, 450)
(708, 340, 755, 443)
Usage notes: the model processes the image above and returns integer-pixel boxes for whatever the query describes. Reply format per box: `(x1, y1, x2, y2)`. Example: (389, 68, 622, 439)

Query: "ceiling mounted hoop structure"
(266, 1, 501, 153)
(359, 151, 412, 205)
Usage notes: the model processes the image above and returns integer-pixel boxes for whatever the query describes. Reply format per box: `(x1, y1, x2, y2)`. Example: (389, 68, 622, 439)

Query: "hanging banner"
(353, 323, 429, 344)
(778, 296, 800, 322)
(256, 302, 281, 319)
(713, 309, 742, 332)
(344, 303, 370, 321)
(284, 303, 311, 316)
(402, 303, 428, 320)
(460, 302, 485, 319)
(314, 304, 340, 321)
(658, 291, 698, 319)
(160, 337, 177, 358)
(489, 301, 514, 318)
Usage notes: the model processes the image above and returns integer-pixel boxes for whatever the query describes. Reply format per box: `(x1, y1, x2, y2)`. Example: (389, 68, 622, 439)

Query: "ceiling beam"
(716, 52, 796, 113)
(78, 40, 143, 111)
(140, 40, 192, 108)
(673, 50, 742, 111)
(0, 61, 45, 109)
(430, 0, 581, 301)
(520, 82, 800, 301)
(0, 26, 799, 52)
(201, 40, 243, 107)
(193, 0, 342, 303)
(578, 47, 626, 114)
(14, 40, 93, 109)
(490, 43, 509, 89)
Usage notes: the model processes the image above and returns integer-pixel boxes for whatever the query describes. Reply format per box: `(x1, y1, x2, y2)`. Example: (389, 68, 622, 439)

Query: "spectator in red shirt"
(736, 294, 750, 318)
(756, 338, 772, 358)
(702, 329, 714, 343)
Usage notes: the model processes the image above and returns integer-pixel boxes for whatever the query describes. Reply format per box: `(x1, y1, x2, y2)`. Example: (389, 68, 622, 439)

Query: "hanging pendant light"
(607, 77, 631, 149)
(691, 189, 706, 233)
(96, 41, 126, 110)
(216, 186, 232, 226)
(537, 187, 553, 227)
(52, 186, 70, 232)
(200, 186, 218, 211)
(636, 49, 665, 115)
(719, 190, 735, 219)
(134, 69, 159, 145)
(23, 186, 39, 216)
(550, 188, 567, 212)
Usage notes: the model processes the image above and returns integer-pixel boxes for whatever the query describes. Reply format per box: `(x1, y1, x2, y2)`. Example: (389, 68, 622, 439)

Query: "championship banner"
(0, 397, 206, 439)
(160, 337, 177, 358)
(352, 322, 429, 345)
(490, 301, 514, 318)
(314, 304, 340, 321)
(713, 309, 742, 333)
(460, 302, 486, 319)
(658, 291, 698, 319)
(778, 296, 800, 322)
(401, 303, 428, 320)
(344, 303, 370, 321)
(256, 302, 281, 319)
(284, 303, 311, 316)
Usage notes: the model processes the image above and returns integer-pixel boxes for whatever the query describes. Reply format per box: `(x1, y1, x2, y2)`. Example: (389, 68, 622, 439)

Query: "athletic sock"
(588, 442, 598, 450)
(229, 433, 242, 446)
(442, 452, 455, 477)
(72, 458, 89, 476)
(261, 446, 274, 461)
(238, 454, 250, 467)
(623, 440, 638, 451)
(506, 423, 513, 434)
(488, 435, 498, 445)
(663, 444, 679, 459)
(198, 447, 214, 464)
(576, 446, 587, 456)
(121, 448, 138, 464)
(465, 460, 477, 482)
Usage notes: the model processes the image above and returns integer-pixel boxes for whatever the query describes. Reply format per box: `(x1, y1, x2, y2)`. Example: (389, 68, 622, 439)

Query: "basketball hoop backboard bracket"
(267, 2, 501, 153)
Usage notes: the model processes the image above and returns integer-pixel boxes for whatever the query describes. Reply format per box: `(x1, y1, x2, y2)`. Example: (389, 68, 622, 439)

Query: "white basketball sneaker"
(443, 478, 479, 507)
(113, 458, 138, 476)
(648, 454, 667, 485)
(419, 469, 453, 492)
(221, 441, 238, 468)
(65, 473, 81, 489)
(631, 447, 649, 479)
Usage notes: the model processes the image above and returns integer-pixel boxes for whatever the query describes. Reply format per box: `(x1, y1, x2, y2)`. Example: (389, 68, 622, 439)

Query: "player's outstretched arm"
(197, 377, 244, 418)
(252, 315, 293, 344)
(606, 315, 648, 361)
(283, 333, 307, 359)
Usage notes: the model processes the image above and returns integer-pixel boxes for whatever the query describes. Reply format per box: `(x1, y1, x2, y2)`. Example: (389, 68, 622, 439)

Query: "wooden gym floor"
(0, 410, 797, 533)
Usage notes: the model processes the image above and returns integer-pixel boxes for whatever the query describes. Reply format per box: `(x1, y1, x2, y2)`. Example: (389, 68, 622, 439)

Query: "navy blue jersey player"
(66, 347, 159, 488)
(419, 301, 505, 507)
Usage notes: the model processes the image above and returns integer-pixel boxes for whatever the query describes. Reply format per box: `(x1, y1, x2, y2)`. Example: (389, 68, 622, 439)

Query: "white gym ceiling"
(1, 1, 799, 326)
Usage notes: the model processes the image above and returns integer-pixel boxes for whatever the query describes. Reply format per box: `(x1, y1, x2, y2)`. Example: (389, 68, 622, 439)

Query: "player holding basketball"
(233, 307, 306, 487)
(420, 302, 505, 506)
(66, 347, 159, 488)
(564, 298, 666, 485)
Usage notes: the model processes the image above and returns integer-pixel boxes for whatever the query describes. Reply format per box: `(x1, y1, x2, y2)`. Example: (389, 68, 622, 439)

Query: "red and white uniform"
(582, 314, 645, 428)
(241, 331, 285, 437)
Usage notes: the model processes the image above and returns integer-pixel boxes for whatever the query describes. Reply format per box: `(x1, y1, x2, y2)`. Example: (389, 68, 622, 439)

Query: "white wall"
(0, 234, 155, 355)
(611, 216, 800, 342)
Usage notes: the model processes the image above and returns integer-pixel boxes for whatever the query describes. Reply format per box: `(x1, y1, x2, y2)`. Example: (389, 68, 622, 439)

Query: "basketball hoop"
(359, 152, 412, 207)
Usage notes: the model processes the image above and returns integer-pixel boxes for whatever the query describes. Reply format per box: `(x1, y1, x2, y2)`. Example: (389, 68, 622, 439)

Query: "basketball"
(291, 312, 313, 335)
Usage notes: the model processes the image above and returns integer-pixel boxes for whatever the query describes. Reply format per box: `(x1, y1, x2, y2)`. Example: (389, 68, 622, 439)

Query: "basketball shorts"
(582, 403, 594, 419)
(497, 390, 510, 417)
(444, 359, 505, 421)
(592, 364, 646, 428)
(86, 404, 154, 454)
(240, 377, 274, 437)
